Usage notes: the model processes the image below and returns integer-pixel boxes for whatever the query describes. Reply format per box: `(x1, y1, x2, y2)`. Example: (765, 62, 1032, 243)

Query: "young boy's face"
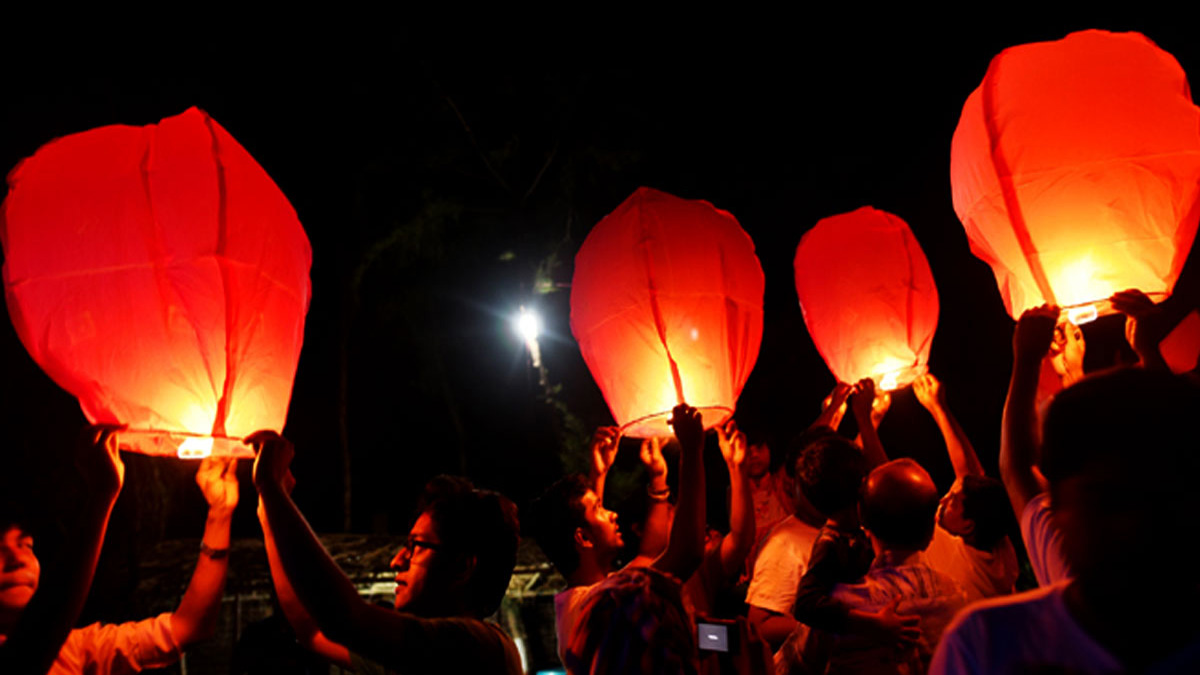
(0, 526, 39, 618)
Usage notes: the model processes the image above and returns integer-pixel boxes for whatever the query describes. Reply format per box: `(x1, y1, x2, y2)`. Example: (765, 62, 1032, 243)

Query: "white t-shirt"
(1020, 492, 1072, 586)
(554, 583, 595, 666)
(745, 515, 821, 616)
(51, 613, 179, 675)
(924, 525, 1019, 603)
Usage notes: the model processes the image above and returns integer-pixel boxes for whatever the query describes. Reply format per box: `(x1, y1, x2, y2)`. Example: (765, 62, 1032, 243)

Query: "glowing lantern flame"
(2, 108, 311, 458)
(794, 207, 939, 391)
(951, 30, 1200, 321)
(177, 437, 214, 460)
(570, 187, 764, 438)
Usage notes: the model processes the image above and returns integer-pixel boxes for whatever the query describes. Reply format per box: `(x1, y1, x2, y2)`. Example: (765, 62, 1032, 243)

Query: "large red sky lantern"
(794, 207, 939, 391)
(570, 187, 764, 438)
(951, 30, 1200, 324)
(2, 107, 311, 459)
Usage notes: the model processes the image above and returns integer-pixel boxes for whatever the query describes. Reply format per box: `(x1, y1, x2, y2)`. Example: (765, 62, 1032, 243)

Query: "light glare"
(515, 308, 541, 342)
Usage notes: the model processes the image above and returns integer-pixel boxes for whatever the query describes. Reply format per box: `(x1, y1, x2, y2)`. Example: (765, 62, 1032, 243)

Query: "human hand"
(864, 599, 921, 646)
(716, 419, 746, 469)
(639, 436, 668, 481)
(669, 404, 704, 453)
(824, 382, 853, 414)
(589, 427, 621, 478)
(76, 424, 125, 500)
(912, 373, 944, 413)
(1048, 319, 1085, 380)
(246, 431, 295, 493)
(850, 378, 876, 421)
(1112, 288, 1170, 364)
(1014, 304, 1060, 366)
(196, 456, 239, 517)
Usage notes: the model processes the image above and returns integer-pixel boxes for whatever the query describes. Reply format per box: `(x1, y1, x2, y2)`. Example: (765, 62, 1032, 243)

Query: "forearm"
(590, 469, 608, 504)
(637, 469, 672, 559)
(654, 443, 704, 579)
(719, 463, 754, 579)
(748, 606, 797, 651)
(855, 412, 888, 468)
(170, 510, 232, 647)
(1000, 359, 1046, 514)
(930, 406, 983, 478)
(258, 484, 365, 641)
(259, 507, 353, 666)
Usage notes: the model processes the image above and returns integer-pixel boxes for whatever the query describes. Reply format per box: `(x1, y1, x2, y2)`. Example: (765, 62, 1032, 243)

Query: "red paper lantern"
(951, 30, 1200, 323)
(570, 187, 764, 437)
(2, 107, 311, 459)
(794, 207, 938, 391)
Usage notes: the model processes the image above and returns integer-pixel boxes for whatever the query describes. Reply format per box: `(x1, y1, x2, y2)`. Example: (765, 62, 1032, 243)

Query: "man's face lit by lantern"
(0, 526, 39, 622)
(936, 482, 972, 538)
(390, 512, 448, 615)
(745, 442, 771, 480)
(579, 489, 624, 554)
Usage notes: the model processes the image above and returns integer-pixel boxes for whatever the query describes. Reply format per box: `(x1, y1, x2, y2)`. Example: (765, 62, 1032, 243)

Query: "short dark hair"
(959, 475, 1009, 551)
(795, 434, 866, 517)
(784, 426, 841, 480)
(566, 566, 698, 675)
(418, 476, 520, 618)
(860, 459, 939, 551)
(1041, 368, 1200, 487)
(525, 474, 591, 577)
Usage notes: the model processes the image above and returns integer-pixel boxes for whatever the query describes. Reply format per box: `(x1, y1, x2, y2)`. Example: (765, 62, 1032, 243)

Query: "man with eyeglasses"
(250, 431, 523, 674)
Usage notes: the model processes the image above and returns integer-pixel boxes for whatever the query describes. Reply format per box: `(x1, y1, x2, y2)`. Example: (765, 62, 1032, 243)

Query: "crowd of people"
(1, 287, 1199, 674)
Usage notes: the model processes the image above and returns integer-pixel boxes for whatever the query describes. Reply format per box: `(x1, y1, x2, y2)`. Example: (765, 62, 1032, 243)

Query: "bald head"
(860, 459, 940, 552)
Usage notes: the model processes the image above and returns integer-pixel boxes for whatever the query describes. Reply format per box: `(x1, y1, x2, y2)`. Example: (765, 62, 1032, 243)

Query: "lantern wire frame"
(619, 405, 734, 440)
(121, 429, 255, 460)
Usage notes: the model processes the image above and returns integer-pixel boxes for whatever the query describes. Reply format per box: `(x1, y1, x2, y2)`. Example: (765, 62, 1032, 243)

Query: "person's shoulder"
(770, 515, 821, 543)
(945, 582, 1063, 636)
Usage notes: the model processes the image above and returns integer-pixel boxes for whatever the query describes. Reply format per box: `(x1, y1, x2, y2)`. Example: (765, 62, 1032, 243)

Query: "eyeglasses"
(399, 535, 443, 557)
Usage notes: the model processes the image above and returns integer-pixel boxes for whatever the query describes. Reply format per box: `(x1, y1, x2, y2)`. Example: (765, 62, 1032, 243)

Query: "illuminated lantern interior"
(570, 187, 764, 438)
(2, 107, 312, 458)
(794, 207, 939, 391)
(951, 29, 1200, 322)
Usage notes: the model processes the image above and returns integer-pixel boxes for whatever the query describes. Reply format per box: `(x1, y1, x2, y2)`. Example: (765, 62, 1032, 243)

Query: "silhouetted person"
(932, 367, 1200, 672)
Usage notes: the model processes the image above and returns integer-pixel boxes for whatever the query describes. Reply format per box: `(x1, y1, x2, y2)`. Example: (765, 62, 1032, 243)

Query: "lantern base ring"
(118, 429, 257, 459)
(1059, 293, 1168, 326)
(619, 405, 734, 440)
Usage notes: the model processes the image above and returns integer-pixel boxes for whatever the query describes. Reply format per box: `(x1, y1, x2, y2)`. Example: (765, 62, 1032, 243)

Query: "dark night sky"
(2, 15, 1197, 545)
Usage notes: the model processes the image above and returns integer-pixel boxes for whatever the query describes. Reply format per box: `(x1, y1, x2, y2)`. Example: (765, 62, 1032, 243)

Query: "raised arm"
(168, 457, 238, 649)
(629, 436, 672, 564)
(715, 420, 754, 580)
(811, 383, 853, 432)
(1000, 305, 1057, 517)
(650, 404, 705, 581)
(257, 472, 352, 668)
(913, 374, 983, 479)
(0, 426, 124, 674)
(250, 432, 414, 656)
(850, 379, 888, 468)
(1111, 288, 1186, 372)
(587, 427, 621, 504)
